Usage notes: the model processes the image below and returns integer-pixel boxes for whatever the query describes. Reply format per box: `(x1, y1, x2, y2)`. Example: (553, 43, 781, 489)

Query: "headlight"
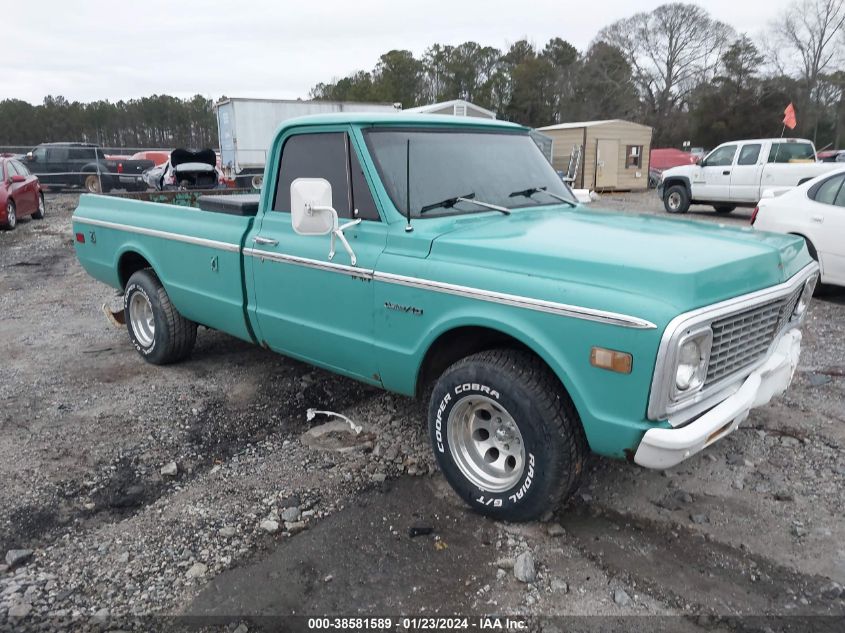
(792, 276, 816, 318)
(673, 329, 712, 394)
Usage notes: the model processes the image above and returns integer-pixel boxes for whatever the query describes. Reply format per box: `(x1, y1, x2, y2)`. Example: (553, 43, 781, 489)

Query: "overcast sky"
(5, 0, 792, 105)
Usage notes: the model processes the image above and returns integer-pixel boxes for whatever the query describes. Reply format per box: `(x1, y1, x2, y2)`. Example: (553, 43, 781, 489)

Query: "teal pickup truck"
(73, 113, 819, 521)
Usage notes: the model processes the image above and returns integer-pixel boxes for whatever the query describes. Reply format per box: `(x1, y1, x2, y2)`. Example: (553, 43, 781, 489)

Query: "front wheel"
(713, 205, 736, 214)
(663, 185, 690, 213)
(124, 269, 197, 365)
(32, 193, 46, 219)
(428, 349, 587, 522)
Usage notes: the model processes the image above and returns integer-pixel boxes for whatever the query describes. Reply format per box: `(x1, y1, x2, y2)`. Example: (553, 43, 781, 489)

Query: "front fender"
(375, 287, 664, 458)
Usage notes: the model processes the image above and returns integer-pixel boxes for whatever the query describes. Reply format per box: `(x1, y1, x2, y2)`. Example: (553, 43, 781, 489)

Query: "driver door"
(247, 128, 387, 383)
(694, 144, 737, 201)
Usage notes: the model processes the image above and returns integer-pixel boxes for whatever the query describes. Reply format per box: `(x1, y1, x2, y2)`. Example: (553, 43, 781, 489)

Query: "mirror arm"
(329, 218, 362, 266)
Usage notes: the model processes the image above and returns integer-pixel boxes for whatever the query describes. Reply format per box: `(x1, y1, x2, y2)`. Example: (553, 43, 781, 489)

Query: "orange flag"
(783, 103, 797, 130)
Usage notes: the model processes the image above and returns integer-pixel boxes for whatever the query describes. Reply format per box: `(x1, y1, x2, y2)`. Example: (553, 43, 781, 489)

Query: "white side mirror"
(289, 177, 362, 265)
(290, 178, 337, 236)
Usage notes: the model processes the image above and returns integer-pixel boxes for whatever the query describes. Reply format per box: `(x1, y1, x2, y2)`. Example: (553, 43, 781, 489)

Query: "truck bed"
(72, 192, 258, 344)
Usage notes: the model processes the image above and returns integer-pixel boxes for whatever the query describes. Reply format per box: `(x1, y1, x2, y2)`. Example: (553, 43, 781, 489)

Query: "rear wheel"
(84, 174, 102, 194)
(32, 193, 45, 219)
(663, 185, 690, 213)
(124, 269, 197, 364)
(428, 349, 587, 522)
(713, 205, 736, 214)
(2, 200, 16, 230)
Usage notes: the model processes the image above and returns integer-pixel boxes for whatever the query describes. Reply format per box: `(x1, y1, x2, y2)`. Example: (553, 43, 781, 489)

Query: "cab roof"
(276, 112, 527, 132)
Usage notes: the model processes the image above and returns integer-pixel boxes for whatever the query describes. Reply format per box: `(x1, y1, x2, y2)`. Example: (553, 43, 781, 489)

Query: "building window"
(626, 145, 643, 169)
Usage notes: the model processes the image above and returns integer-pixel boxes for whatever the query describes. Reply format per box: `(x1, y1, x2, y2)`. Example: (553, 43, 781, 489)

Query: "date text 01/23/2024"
(306, 617, 529, 630)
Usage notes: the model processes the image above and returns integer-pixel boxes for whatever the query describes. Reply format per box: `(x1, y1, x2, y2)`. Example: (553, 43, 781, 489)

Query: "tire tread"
(439, 348, 587, 521)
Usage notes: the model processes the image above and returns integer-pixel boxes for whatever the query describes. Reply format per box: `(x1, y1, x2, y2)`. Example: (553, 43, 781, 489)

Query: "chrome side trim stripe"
(372, 270, 657, 329)
(242, 247, 373, 279)
(73, 217, 241, 253)
(244, 248, 655, 330)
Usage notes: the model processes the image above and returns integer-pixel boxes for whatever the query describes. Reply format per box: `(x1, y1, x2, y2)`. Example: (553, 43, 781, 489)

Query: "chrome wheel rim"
(447, 395, 525, 492)
(38, 196, 45, 216)
(251, 175, 263, 190)
(129, 292, 155, 347)
(85, 176, 100, 194)
(7, 203, 15, 227)
(667, 191, 681, 211)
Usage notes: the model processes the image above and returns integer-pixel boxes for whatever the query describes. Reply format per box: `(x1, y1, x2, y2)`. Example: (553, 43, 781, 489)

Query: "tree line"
(1, 0, 843, 152)
(0, 95, 217, 149)
(312, 0, 845, 149)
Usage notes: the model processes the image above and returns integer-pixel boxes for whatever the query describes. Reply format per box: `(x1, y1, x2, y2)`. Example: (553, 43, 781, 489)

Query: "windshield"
(363, 128, 576, 218)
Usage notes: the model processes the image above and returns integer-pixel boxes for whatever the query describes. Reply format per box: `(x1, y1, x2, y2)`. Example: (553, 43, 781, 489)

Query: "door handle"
(253, 236, 278, 246)
(722, 170, 731, 175)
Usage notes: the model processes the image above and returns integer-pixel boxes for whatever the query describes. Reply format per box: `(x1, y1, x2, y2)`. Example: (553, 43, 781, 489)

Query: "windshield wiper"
(509, 186, 577, 208)
(419, 192, 510, 215)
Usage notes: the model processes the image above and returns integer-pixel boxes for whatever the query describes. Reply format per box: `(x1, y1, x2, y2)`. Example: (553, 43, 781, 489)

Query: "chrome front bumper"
(634, 328, 802, 469)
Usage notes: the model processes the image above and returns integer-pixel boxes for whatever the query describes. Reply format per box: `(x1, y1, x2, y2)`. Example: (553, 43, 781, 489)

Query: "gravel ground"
(0, 192, 843, 632)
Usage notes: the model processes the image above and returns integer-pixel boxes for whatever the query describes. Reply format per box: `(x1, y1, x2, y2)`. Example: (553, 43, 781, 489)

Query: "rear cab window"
(768, 142, 815, 164)
(272, 132, 380, 221)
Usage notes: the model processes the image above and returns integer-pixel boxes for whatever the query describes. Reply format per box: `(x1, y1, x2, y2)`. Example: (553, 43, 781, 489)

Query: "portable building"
(536, 119, 653, 191)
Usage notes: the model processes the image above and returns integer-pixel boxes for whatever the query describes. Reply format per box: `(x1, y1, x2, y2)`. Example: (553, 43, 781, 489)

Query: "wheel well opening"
(118, 252, 152, 289)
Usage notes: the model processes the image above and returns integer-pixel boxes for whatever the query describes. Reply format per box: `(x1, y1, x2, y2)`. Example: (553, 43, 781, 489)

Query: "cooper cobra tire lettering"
(427, 349, 587, 522)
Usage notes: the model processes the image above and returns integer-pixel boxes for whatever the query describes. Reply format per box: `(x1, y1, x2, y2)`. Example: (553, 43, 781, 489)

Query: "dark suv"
(21, 143, 154, 193)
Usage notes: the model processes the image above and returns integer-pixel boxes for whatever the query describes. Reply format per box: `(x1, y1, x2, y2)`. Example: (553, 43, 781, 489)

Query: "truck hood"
(429, 206, 810, 314)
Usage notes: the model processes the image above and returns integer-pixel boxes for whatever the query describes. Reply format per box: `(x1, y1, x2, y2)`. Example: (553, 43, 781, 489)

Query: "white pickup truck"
(658, 138, 840, 214)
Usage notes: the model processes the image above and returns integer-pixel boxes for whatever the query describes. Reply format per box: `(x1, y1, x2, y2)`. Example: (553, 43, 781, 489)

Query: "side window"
(625, 145, 642, 169)
(809, 174, 845, 205)
(768, 142, 815, 164)
(13, 161, 31, 176)
(737, 144, 761, 166)
(6, 161, 19, 177)
(273, 133, 351, 218)
(349, 144, 380, 220)
(69, 148, 95, 160)
(835, 182, 845, 207)
(32, 147, 47, 163)
(705, 145, 737, 167)
(46, 147, 69, 163)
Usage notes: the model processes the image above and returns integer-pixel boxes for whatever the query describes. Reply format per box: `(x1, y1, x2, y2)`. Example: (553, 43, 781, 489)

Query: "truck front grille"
(705, 285, 803, 386)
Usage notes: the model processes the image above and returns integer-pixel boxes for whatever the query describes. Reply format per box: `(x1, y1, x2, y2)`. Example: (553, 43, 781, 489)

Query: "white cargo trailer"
(214, 98, 400, 188)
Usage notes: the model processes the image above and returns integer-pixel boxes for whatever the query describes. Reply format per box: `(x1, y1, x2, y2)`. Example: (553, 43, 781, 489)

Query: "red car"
(1, 156, 45, 230)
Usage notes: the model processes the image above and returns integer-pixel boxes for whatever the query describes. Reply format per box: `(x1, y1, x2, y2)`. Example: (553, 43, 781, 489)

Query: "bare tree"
(596, 2, 733, 142)
(771, 0, 845, 141)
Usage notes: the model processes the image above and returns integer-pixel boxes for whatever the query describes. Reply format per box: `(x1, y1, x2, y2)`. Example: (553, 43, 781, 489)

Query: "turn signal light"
(590, 347, 633, 374)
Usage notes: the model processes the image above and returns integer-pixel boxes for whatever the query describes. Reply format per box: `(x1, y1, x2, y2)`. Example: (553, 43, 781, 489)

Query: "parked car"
(131, 150, 171, 166)
(752, 168, 845, 288)
(141, 148, 222, 190)
(817, 149, 845, 162)
(658, 138, 840, 214)
(72, 113, 819, 522)
(1, 156, 45, 230)
(20, 142, 155, 193)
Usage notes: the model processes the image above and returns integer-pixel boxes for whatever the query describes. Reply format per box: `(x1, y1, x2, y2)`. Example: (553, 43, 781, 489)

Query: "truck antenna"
(405, 139, 413, 233)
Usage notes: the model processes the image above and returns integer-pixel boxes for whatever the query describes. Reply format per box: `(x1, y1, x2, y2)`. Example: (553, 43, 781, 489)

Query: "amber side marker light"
(590, 347, 633, 374)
